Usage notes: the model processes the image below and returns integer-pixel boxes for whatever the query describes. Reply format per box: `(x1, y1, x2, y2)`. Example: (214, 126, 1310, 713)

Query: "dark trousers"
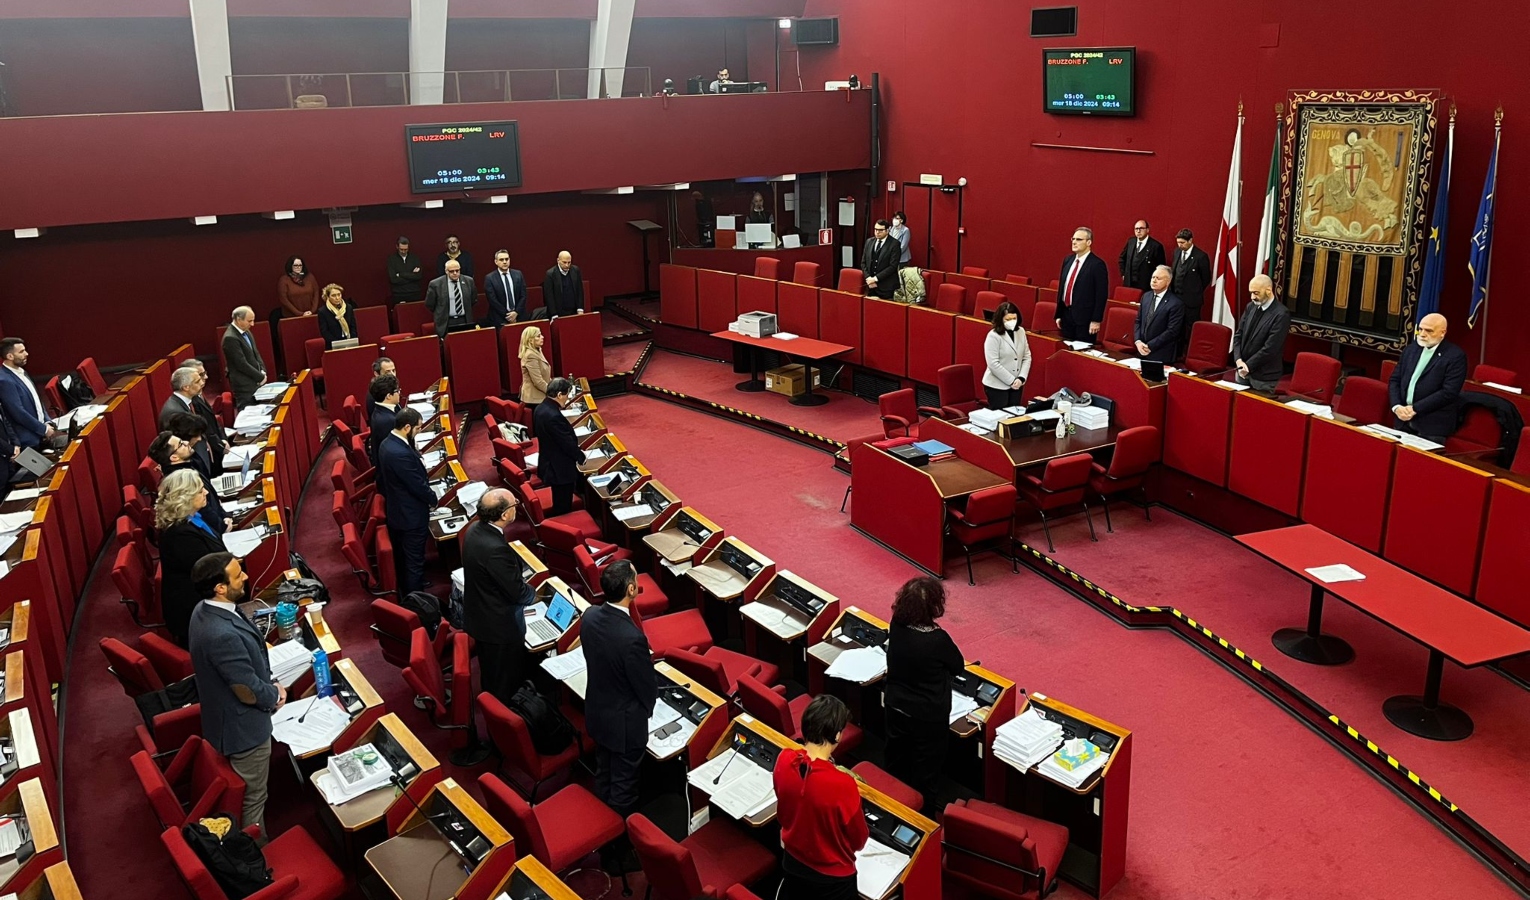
(1057, 310, 1095, 343)
(549, 482, 576, 517)
(595, 744, 645, 817)
(885, 707, 948, 811)
(475, 640, 528, 705)
(983, 386, 1023, 410)
(782, 852, 858, 900)
(391, 525, 428, 594)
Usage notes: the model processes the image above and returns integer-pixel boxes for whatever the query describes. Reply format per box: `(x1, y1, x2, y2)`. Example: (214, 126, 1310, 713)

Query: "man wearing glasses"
(1118, 219, 1166, 292)
(861, 219, 901, 299)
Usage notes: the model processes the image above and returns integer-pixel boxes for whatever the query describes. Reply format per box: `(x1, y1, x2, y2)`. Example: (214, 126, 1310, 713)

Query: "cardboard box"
(764, 364, 822, 396)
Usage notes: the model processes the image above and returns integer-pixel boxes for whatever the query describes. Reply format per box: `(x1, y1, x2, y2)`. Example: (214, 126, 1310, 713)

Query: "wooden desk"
(859, 781, 941, 900)
(310, 713, 442, 860)
(808, 607, 889, 732)
(364, 777, 514, 900)
(711, 330, 853, 406)
(649, 660, 728, 762)
(608, 481, 679, 533)
(686, 536, 772, 603)
(690, 714, 798, 826)
(923, 457, 1012, 499)
(14, 861, 82, 900)
(577, 434, 627, 475)
(1238, 524, 1530, 741)
(642, 507, 721, 565)
(0, 779, 61, 893)
(496, 856, 582, 900)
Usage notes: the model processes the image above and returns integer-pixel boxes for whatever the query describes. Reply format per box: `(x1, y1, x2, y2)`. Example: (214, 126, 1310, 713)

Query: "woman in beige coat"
(519, 327, 551, 403)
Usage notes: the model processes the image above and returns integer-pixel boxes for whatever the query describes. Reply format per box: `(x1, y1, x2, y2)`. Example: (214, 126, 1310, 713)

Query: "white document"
(234, 407, 274, 431)
(0, 513, 33, 535)
(541, 646, 587, 681)
(716, 215, 737, 231)
(744, 223, 773, 244)
(613, 504, 655, 522)
(1064, 341, 1094, 350)
(740, 601, 789, 631)
(314, 769, 391, 807)
(267, 640, 312, 687)
(270, 695, 351, 756)
(782, 234, 802, 249)
(254, 382, 290, 401)
(2, 487, 42, 502)
(524, 452, 539, 468)
(837, 201, 856, 227)
(1306, 563, 1366, 583)
(1484, 381, 1522, 394)
(647, 702, 683, 734)
(223, 442, 266, 470)
(1285, 399, 1334, 419)
(949, 691, 980, 724)
(1038, 750, 1109, 789)
(770, 332, 799, 341)
(824, 646, 887, 683)
(856, 838, 913, 900)
(710, 763, 775, 819)
(408, 391, 432, 403)
(1117, 357, 1143, 370)
(223, 527, 268, 558)
(408, 401, 436, 418)
(1027, 409, 1062, 422)
(1218, 381, 1251, 391)
(688, 749, 741, 792)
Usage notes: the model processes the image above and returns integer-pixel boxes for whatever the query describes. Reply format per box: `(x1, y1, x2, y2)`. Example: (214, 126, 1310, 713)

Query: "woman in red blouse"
(772, 695, 868, 900)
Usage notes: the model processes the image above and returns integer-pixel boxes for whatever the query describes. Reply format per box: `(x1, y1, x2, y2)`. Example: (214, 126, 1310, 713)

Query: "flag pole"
(1479, 106, 1502, 362)
(1236, 98, 1244, 315)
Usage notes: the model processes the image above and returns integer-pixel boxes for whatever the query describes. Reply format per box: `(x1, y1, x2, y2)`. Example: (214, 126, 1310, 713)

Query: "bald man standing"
(541, 250, 586, 318)
(1230, 275, 1291, 392)
(1389, 313, 1467, 443)
(461, 488, 537, 702)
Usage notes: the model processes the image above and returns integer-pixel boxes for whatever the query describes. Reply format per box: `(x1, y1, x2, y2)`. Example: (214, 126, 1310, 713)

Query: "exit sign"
(332, 224, 353, 245)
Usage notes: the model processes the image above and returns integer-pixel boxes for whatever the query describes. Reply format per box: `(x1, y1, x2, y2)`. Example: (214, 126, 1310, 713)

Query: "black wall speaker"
(1030, 7, 1078, 37)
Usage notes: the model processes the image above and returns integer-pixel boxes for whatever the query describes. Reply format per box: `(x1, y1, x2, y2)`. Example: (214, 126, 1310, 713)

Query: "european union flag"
(1467, 125, 1500, 328)
(1416, 124, 1452, 322)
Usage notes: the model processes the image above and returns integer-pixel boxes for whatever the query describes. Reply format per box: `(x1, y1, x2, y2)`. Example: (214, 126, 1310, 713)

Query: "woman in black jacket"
(155, 468, 227, 645)
(884, 576, 965, 809)
(316, 283, 360, 349)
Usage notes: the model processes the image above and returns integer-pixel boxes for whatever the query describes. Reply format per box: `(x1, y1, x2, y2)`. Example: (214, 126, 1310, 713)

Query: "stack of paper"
(223, 442, 265, 470)
(233, 406, 275, 436)
(825, 646, 887, 682)
(1065, 341, 1094, 350)
(688, 751, 775, 819)
(223, 527, 268, 558)
(0, 513, 33, 536)
(271, 695, 351, 756)
(992, 708, 1063, 771)
(408, 391, 432, 403)
(949, 691, 980, 724)
(1285, 399, 1334, 419)
(268, 640, 312, 687)
(421, 449, 446, 470)
(1360, 424, 1444, 451)
(613, 504, 654, 522)
(967, 408, 1007, 432)
(541, 647, 587, 681)
(51, 403, 107, 429)
(458, 481, 489, 517)
(254, 383, 290, 402)
(856, 838, 913, 900)
(408, 401, 436, 418)
(1038, 750, 1108, 788)
(316, 743, 395, 804)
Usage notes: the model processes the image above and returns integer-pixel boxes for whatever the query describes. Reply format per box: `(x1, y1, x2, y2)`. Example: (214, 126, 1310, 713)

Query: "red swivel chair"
(1282, 352, 1342, 404)
(112, 543, 164, 629)
(331, 458, 379, 521)
(43, 376, 65, 418)
(162, 823, 346, 900)
(837, 268, 862, 293)
(1098, 306, 1138, 354)
(1334, 376, 1391, 427)
(934, 283, 967, 314)
(630, 603, 714, 658)
(1112, 286, 1141, 303)
(403, 628, 489, 765)
(942, 798, 1069, 900)
(331, 490, 378, 549)
(117, 514, 155, 572)
(79, 356, 110, 396)
(878, 388, 943, 440)
(1475, 364, 1518, 387)
(214, 391, 236, 428)
(1047, 279, 1060, 289)
(1032, 301, 1057, 331)
(303, 339, 326, 398)
(948, 484, 1018, 584)
(100, 635, 193, 698)
(574, 544, 666, 617)
(369, 598, 431, 668)
(1380, 358, 1398, 385)
(516, 482, 603, 540)
(735, 674, 862, 753)
(1183, 321, 1232, 373)
(1088, 425, 1160, 532)
(973, 290, 1005, 320)
(662, 646, 779, 699)
(937, 365, 984, 419)
(340, 522, 392, 597)
(1015, 453, 1097, 553)
(479, 693, 582, 800)
(138, 457, 163, 494)
(792, 261, 822, 286)
(852, 761, 923, 812)
(340, 395, 363, 433)
(626, 813, 776, 900)
(132, 735, 245, 830)
(123, 484, 158, 539)
(537, 516, 625, 582)
(487, 396, 535, 430)
(961, 266, 990, 278)
(752, 257, 781, 280)
(478, 773, 624, 876)
(1510, 427, 1530, 475)
(1003, 275, 1031, 285)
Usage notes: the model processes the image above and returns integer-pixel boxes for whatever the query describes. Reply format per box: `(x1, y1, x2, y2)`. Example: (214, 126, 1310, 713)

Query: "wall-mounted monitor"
(1042, 47, 1135, 116)
(405, 121, 522, 194)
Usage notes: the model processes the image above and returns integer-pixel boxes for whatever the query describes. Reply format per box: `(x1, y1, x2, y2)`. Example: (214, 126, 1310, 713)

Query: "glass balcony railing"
(225, 68, 653, 111)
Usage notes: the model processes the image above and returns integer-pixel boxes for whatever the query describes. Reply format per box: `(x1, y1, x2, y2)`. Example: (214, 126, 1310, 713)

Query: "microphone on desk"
(295, 693, 324, 724)
(389, 773, 475, 868)
(712, 740, 743, 785)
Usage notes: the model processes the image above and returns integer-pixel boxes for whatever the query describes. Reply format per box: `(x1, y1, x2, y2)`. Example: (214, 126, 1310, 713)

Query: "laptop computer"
(331, 337, 360, 350)
(526, 590, 578, 646)
(13, 447, 52, 480)
(214, 449, 255, 495)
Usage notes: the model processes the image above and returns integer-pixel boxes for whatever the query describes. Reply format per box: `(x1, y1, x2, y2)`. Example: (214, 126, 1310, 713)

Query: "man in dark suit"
(148, 430, 227, 534)
(365, 357, 397, 424)
(1231, 275, 1292, 392)
(861, 219, 900, 299)
(221, 307, 267, 409)
(424, 259, 477, 340)
(1055, 227, 1110, 343)
(188, 552, 283, 838)
(1171, 229, 1213, 354)
(0, 338, 61, 450)
(582, 560, 658, 817)
(1389, 313, 1468, 443)
(387, 236, 424, 304)
(1118, 219, 1167, 292)
(541, 251, 586, 318)
(484, 248, 528, 326)
(376, 407, 434, 594)
(461, 488, 536, 703)
(162, 365, 227, 471)
(532, 377, 586, 517)
(367, 374, 401, 465)
(1132, 265, 1185, 364)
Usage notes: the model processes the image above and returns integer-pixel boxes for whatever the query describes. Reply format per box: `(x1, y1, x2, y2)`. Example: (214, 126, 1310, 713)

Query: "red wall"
(795, 0, 1527, 374)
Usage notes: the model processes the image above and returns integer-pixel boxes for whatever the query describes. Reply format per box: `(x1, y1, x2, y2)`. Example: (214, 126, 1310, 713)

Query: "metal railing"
(225, 67, 653, 111)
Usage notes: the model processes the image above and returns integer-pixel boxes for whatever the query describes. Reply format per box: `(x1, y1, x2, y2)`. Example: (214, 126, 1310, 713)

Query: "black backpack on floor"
(509, 681, 575, 755)
(182, 815, 273, 900)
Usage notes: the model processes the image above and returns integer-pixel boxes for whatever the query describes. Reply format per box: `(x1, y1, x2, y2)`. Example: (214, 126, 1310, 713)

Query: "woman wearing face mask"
(981, 301, 1032, 409)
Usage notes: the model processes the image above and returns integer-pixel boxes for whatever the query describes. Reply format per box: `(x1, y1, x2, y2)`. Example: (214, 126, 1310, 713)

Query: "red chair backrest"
(752, 257, 781, 280)
(943, 799, 1045, 895)
(878, 388, 916, 423)
(112, 543, 153, 610)
(340, 522, 373, 580)
(937, 364, 978, 409)
(1184, 321, 1232, 372)
(161, 825, 236, 900)
(99, 636, 164, 695)
(973, 290, 1005, 320)
(403, 627, 447, 716)
(374, 529, 398, 594)
(1334, 376, 1390, 427)
(480, 692, 541, 771)
(1380, 359, 1398, 384)
(44, 377, 65, 417)
(736, 673, 794, 734)
(1289, 352, 1342, 403)
(185, 736, 245, 822)
(1451, 406, 1502, 451)
(1474, 364, 1517, 387)
(116, 514, 153, 570)
(1003, 274, 1031, 285)
(496, 458, 530, 488)
(1047, 279, 1060, 289)
(627, 813, 704, 900)
(792, 261, 821, 286)
(341, 395, 362, 431)
(138, 457, 163, 494)
(79, 357, 110, 395)
(1032, 301, 1057, 329)
(836, 268, 862, 293)
(1042, 453, 1093, 492)
(662, 648, 729, 697)
(370, 599, 421, 667)
(478, 773, 546, 862)
(304, 338, 326, 372)
(132, 745, 185, 828)
(934, 283, 966, 314)
(1512, 427, 1530, 475)
(961, 266, 990, 278)
(1100, 306, 1136, 350)
(962, 484, 1018, 526)
(1105, 426, 1161, 479)
(516, 483, 546, 523)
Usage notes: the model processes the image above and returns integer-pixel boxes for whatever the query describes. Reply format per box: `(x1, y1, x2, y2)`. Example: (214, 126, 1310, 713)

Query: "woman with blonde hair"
(519, 327, 551, 404)
(156, 468, 227, 645)
(317, 283, 359, 349)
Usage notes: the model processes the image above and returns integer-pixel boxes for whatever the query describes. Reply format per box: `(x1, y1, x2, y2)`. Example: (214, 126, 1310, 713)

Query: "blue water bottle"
(275, 601, 299, 641)
(311, 648, 333, 698)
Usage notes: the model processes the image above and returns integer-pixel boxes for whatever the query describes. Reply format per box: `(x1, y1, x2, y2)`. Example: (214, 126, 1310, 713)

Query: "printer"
(737, 311, 778, 338)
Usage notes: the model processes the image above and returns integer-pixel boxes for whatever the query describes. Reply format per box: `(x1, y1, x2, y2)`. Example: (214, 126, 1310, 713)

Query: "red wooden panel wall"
(695, 269, 737, 334)
(659, 264, 698, 330)
(1227, 393, 1308, 517)
(861, 299, 908, 378)
(1476, 479, 1530, 626)
(1163, 374, 1233, 487)
(1382, 448, 1491, 596)
(1299, 419, 1394, 552)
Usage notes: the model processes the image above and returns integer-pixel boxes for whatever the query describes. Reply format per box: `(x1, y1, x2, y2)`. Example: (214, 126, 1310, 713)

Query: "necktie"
(1151, 293, 1161, 318)
(243, 330, 254, 350)
(875, 240, 883, 256)
(1406, 345, 1436, 405)
(1063, 258, 1081, 306)
(451, 281, 463, 317)
(504, 272, 513, 308)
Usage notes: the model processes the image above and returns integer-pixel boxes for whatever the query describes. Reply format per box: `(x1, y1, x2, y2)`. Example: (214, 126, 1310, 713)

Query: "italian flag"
(1253, 117, 1282, 276)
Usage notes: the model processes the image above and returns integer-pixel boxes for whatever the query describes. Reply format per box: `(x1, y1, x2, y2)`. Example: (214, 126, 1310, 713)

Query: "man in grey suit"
(221, 306, 267, 409)
(187, 551, 284, 839)
(161, 365, 228, 470)
(1231, 275, 1292, 392)
(424, 259, 477, 340)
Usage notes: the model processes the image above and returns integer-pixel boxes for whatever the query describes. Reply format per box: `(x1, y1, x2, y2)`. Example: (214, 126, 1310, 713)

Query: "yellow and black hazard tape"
(1017, 539, 1465, 818)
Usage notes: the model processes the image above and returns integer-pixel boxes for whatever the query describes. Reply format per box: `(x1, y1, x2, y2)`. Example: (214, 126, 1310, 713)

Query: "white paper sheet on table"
(856, 838, 913, 899)
(710, 763, 775, 819)
(254, 383, 290, 401)
(1484, 382, 1522, 394)
(0, 513, 33, 535)
(223, 527, 268, 558)
(541, 646, 586, 681)
(408, 391, 432, 402)
(524, 452, 539, 468)
(223, 443, 266, 470)
(271, 695, 351, 756)
(949, 691, 980, 724)
(1064, 341, 1094, 350)
(825, 646, 887, 682)
(1285, 400, 1334, 418)
(613, 504, 654, 522)
(1306, 564, 1365, 583)
(1217, 381, 1251, 391)
(2, 487, 42, 502)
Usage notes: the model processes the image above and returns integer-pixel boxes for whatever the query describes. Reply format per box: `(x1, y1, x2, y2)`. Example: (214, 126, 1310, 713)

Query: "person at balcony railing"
(709, 66, 732, 94)
(437, 233, 475, 279)
(387, 236, 424, 304)
(277, 255, 319, 318)
(539, 251, 585, 318)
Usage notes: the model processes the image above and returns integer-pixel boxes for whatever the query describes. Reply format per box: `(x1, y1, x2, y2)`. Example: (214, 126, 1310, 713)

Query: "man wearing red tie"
(1054, 227, 1109, 343)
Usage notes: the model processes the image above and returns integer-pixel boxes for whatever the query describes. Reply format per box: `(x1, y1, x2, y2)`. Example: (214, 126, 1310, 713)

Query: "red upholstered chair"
(516, 482, 603, 540)
(43, 376, 65, 418)
(662, 646, 779, 698)
(735, 674, 862, 753)
(303, 338, 326, 394)
(937, 364, 984, 419)
(214, 392, 236, 427)
(973, 290, 1006, 320)
(1015, 453, 1097, 553)
(1510, 427, 1530, 475)
(1380, 358, 1398, 384)
(792, 261, 821, 286)
(369, 598, 424, 668)
(752, 257, 781, 280)
(79, 356, 110, 396)
(878, 388, 943, 439)
(1112, 286, 1141, 303)
(112, 543, 164, 629)
(574, 544, 666, 617)
(340, 395, 363, 433)
(935, 283, 967, 314)
(942, 798, 1069, 900)
(948, 484, 1018, 584)
(626, 812, 776, 900)
(340, 522, 392, 597)
(117, 514, 155, 572)
(1088, 425, 1160, 532)
(1281, 352, 1342, 404)
(132, 735, 245, 830)
(487, 395, 534, 429)
(478, 773, 624, 874)
(123, 484, 157, 539)
(1183, 321, 1232, 373)
(1334, 376, 1391, 427)
(630, 603, 714, 657)
(852, 761, 923, 812)
(1475, 364, 1518, 387)
(1444, 406, 1504, 459)
(961, 266, 990, 278)
(100, 634, 192, 698)
(403, 628, 489, 765)
(138, 457, 163, 494)
(537, 517, 625, 582)
(1003, 275, 1031, 285)
(837, 268, 863, 293)
(1047, 279, 1060, 289)
(1031, 301, 1057, 331)
(479, 692, 582, 800)
(1098, 306, 1138, 354)
(162, 822, 346, 900)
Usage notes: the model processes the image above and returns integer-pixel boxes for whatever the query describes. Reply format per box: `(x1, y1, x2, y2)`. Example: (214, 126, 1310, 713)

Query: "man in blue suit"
(582, 560, 658, 818)
(367, 374, 401, 466)
(531, 378, 586, 516)
(1132, 265, 1185, 365)
(1389, 313, 1468, 443)
(483, 248, 528, 327)
(376, 406, 434, 594)
(0, 338, 61, 450)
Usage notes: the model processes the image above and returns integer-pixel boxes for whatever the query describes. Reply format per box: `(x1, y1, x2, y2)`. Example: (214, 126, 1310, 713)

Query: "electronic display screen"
(1042, 48, 1135, 116)
(406, 121, 522, 194)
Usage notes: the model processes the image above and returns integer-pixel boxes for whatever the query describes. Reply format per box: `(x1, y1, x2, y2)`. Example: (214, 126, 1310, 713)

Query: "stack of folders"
(911, 440, 956, 462)
(1038, 740, 1108, 789)
(992, 708, 1063, 772)
(268, 640, 312, 688)
(254, 383, 290, 402)
(233, 406, 275, 437)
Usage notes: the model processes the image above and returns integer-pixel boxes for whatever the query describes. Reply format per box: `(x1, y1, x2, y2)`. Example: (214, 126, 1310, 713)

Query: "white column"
(187, 0, 232, 111)
(409, 0, 450, 105)
(586, 0, 636, 99)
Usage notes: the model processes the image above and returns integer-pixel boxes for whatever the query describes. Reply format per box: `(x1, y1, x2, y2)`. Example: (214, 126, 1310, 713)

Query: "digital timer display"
(1042, 48, 1136, 116)
(405, 121, 522, 194)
